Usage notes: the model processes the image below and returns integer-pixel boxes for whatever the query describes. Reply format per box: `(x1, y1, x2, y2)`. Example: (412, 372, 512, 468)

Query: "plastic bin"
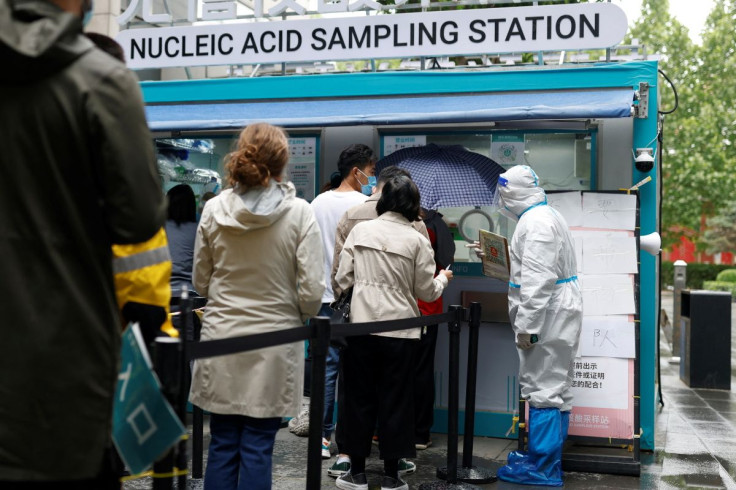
(679, 290, 732, 390)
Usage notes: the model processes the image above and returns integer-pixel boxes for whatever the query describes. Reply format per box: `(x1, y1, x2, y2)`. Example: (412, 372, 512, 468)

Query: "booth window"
(154, 133, 321, 202)
(379, 130, 595, 265)
(155, 136, 230, 205)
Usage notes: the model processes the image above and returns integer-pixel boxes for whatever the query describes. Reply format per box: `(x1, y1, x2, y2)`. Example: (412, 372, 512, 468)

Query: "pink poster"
(568, 358, 635, 439)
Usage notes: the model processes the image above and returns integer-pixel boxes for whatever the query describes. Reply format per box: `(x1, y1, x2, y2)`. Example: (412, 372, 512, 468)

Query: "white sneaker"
(288, 397, 310, 436)
(322, 438, 332, 459)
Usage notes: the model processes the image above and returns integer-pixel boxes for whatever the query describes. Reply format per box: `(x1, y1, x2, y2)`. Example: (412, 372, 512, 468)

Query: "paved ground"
(124, 290, 736, 489)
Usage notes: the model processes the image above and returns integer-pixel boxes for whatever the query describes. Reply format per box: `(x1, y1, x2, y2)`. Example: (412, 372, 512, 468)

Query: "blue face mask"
(82, 0, 94, 26)
(358, 169, 376, 196)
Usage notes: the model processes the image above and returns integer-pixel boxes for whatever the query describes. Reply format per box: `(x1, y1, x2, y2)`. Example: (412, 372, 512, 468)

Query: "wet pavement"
(124, 290, 736, 489)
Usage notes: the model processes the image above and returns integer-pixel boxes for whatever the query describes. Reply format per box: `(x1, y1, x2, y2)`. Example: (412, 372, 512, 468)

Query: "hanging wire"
(654, 69, 678, 408)
(658, 69, 679, 115)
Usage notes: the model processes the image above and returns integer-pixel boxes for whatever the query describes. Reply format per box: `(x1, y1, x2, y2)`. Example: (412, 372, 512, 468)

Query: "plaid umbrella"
(376, 143, 505, 209)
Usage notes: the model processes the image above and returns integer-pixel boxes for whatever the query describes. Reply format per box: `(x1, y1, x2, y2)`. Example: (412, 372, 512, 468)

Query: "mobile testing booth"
(120, 0, 660, 469)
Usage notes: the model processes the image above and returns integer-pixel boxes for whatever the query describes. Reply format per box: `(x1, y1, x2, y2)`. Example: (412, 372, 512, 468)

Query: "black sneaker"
(336, 471, 368, 490)
(381, 475, 408, 490)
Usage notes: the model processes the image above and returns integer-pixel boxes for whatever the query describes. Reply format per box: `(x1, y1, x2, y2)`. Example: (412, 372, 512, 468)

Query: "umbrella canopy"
(376, 143, 505, 210)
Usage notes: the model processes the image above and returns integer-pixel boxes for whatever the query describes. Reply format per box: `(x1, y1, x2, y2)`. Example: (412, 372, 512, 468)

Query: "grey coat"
(0, 0, 165, 480)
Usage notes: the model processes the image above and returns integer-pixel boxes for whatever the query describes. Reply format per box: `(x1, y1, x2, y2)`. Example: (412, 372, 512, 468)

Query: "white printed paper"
(582, 193, 637, 230)
(548, 191, 582, 227)
(288, 137, 317, 201)
(579, 274, 636, 316)
(491, 140, 526, 166)
(582, 236, 638, 274)
(571, 356, 629, 410)
(580, 316, 636, 358)
(571, 230, 631, 275)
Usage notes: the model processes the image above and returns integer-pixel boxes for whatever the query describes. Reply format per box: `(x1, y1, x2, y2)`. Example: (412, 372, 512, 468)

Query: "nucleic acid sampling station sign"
(116, 2, 628, 69)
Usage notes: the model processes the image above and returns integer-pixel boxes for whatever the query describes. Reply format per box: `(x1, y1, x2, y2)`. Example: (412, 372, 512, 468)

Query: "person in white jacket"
(334, 175, 453, 490)
(189, 123, 325, 490)
(493, 165, 582, 487)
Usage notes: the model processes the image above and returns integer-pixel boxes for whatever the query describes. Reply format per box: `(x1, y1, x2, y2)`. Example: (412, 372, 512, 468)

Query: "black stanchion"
(176, 289, 192, 488)
(153, 337, 181, 490)
(420, 305, 479, 490)
(438, 302, 497, 484)
(192, 405, 204, 479)
(518, 395, 526, 453)
(188, 293, 205, 481)
(306, 316, 331, 490)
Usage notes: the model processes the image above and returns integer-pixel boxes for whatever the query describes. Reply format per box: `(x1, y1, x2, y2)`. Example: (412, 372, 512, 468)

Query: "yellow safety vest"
(112, 227, 178, 338)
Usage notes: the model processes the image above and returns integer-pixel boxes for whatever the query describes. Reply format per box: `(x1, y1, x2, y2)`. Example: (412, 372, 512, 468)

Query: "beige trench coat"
(189, 183, 324, 417)
(335, 211, 448, 339)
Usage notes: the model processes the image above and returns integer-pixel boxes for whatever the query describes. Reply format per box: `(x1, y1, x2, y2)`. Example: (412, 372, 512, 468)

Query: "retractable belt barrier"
(187, 311, 458, 361)
(154, 303, 490, 490)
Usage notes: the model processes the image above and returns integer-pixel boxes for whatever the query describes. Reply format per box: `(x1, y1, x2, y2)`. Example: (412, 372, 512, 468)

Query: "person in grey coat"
(0, 0, 166, 486)
(190, 123, 324, 490)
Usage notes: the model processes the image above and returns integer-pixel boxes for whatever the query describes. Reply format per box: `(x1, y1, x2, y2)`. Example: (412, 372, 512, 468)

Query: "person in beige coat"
(334, 175, 453, 490)
(189, 123, 325, 490)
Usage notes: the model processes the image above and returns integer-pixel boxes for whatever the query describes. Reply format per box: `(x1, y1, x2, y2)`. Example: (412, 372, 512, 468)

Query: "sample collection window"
(380, 130, 594, 265)
(153, 134, 319, 206)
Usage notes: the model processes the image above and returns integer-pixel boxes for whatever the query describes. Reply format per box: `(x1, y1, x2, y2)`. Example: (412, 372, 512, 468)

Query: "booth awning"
(145, 88, 633, 131)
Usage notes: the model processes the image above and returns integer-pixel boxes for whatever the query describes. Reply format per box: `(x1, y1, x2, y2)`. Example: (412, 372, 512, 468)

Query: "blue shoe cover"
(559, 411, 570, 478)
(496, 407, 563, 487)
(497, 462, 563, 487)
(561, 411, 570, 442)
(507, 450, 528, 465)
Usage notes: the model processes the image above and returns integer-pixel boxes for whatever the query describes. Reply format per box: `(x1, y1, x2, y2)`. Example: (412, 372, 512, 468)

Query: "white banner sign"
(117, 3, 627, 69)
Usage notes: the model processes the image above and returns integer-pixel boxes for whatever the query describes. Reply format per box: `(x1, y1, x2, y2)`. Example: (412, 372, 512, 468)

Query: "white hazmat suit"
(495, 165, 583, 487)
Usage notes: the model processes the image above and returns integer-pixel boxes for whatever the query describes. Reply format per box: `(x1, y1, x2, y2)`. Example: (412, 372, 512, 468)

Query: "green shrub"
(716, 269, 736, 283)
(702, 281, 736, 299)
(661, 262, 733, 289)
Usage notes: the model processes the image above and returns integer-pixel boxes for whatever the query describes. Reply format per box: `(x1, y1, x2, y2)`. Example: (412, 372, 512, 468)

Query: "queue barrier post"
(190, 296, 205, 480)
(420, 305, 479, 490)
(453, 302, 497, 483)
(518, 396, 526, 453)
(176, 289, 192, 488)
(306, 316, 331, 490)
(152, 336, 182, 490)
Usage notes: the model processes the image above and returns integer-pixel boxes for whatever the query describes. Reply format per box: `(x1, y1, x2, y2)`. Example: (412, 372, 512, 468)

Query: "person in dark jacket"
(0, 0, 166, 486)
(166, 184, 199, 297)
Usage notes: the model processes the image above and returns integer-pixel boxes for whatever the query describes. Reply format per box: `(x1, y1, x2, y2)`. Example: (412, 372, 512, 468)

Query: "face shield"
(491, 175, 508, 208)
(492, 166, 545, 221)
(491, 175, 520, 221)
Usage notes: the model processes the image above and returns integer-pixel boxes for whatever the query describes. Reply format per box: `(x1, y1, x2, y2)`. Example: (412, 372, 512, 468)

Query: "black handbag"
(328, 287, 352, 349)
(330, 287, 352, 324)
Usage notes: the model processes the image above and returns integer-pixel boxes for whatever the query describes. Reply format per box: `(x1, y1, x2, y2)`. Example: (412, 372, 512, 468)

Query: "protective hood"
(0, 0, 94, 83)
(209, 180, 294, 234)
(498, 165, 547, 219)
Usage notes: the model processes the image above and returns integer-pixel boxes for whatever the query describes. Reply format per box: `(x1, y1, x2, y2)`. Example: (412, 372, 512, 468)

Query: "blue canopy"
(145, 88, 633, 131)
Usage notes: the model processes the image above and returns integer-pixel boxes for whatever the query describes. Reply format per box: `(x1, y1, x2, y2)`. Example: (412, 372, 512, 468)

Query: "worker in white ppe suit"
(493, 165, 583, 487)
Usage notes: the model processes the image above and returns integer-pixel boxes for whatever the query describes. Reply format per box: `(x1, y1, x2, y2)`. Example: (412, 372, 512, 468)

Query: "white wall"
(85, 0, 120, 37)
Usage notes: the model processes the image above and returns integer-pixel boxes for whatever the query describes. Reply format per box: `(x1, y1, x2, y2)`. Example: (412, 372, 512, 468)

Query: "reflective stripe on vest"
(113, 246, 171, 274)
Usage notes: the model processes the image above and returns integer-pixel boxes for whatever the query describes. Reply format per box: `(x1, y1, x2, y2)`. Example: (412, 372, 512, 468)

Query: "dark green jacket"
(0, 0, 165, 480)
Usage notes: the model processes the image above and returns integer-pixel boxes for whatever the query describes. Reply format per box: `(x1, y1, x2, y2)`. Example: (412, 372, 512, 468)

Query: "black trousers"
(413, 324, 438, 444)
(342, 335, 417, 460)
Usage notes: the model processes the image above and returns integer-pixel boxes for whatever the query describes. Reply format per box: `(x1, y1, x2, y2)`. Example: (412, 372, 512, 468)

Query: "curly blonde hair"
(225, 123, 289, 191)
